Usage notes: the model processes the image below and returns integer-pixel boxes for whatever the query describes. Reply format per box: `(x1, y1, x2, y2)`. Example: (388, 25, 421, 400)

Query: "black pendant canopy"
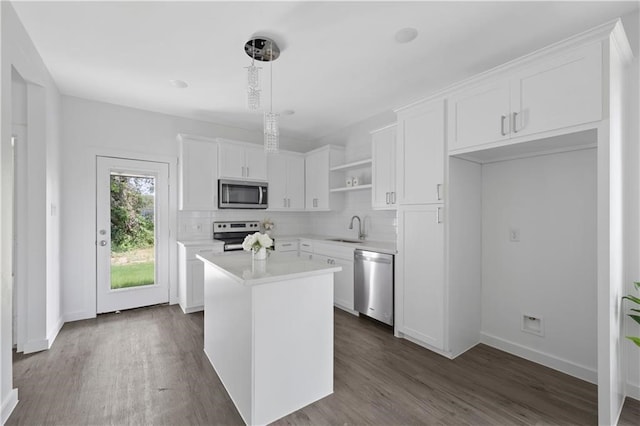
(244, 37, 280, 62)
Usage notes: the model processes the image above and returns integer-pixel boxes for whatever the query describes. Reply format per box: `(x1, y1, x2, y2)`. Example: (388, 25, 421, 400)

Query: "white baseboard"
(23, 338, 49, 354)
(396, 331, 454, 359)
(46, 316, 65, 349)
(1, 389, 18, 424)
(480, 332, 597, 384)
(62, 311, 96, 323)
(627, 381, 640, 401)
(180, 304, 204, 314)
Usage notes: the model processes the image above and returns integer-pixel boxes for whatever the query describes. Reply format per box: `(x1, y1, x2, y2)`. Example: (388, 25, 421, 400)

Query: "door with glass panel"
(96, 157, 169, 313)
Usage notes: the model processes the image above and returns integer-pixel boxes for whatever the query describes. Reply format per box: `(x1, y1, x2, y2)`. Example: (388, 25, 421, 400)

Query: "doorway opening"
(96, 157, 169, 313)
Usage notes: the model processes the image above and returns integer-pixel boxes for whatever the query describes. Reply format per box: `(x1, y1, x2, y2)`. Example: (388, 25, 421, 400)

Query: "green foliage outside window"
(623, 281, 640, 348)
(110, 176, 155, 253)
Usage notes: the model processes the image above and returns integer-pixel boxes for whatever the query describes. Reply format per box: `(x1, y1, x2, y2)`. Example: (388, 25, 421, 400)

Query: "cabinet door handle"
(436, 184, 443, 201)
(283, 198, 287, 208)
(281, 243, 292, 247)
(500, 115, 507, 136)
(241, 166, 245, 177)
(392, 192, 396, 204)
(386, 192, 390, 204)
(436, 207, 443, 224)
(512, 112, 519, 133)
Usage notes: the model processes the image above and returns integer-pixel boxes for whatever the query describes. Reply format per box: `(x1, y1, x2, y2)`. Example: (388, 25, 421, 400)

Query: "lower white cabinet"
(274, 239, 299, 257)
(299, 240, 314, 260)
(313, 242, 355, 312)
(178, 243, 224, 313)
(396, 205, 445, 350)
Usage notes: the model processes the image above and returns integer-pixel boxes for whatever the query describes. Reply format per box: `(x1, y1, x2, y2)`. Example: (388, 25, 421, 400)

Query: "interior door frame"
(91, 148, 178, 315)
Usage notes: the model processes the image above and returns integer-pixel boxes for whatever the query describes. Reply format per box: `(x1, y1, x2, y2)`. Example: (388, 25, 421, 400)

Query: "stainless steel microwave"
(218, 179, 268, 209)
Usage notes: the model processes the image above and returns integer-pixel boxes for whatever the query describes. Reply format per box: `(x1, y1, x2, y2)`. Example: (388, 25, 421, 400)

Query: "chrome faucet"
(349, 215, 366, 240)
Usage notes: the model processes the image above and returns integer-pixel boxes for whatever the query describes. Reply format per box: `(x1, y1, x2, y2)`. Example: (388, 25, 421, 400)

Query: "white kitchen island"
(197, 251, 341, 426)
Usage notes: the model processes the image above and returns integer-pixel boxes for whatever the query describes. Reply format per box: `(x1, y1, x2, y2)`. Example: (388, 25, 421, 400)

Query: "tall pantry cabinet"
(394, 99, 481, 357)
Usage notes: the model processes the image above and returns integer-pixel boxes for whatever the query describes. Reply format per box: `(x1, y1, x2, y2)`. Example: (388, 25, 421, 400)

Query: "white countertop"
(177, 239, 225, 247)
(179, 235, 395, 254)
(275, 234, 396, 254)
(197, 251, 342, 286)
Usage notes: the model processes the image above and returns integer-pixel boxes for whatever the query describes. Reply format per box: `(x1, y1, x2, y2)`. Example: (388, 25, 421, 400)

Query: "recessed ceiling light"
(169, 79, 188, 89)
(394, 27, 418, 44)
(281, 109, 295, 116)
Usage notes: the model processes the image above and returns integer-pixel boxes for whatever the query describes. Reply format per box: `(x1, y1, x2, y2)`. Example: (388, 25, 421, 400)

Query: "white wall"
(1, 0, 62, 421)
(481, 148, 598, 383)
(622, 10, 640, 403)
(309, 110, 397, 242)
(60, 96, 314, 321)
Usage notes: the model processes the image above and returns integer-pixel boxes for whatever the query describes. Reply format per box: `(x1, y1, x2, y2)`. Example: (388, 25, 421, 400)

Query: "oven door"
(218, 179, 268, 209)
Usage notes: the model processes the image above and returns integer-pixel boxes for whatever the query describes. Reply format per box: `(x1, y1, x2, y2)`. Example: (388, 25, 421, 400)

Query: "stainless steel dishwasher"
(354, 249, 394, 326)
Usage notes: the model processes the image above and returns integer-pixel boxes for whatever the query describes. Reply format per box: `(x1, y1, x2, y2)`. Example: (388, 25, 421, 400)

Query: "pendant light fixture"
(244, 37, 280, 153)
(245, 40, 261, 110)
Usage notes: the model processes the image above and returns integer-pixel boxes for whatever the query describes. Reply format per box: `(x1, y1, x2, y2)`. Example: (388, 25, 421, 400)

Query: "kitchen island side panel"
(203, 266, 253, 424)
(252, 274, 334, 425)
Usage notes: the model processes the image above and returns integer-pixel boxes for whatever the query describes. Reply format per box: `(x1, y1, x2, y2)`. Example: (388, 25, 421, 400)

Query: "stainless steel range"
(213, 221, 261, 251)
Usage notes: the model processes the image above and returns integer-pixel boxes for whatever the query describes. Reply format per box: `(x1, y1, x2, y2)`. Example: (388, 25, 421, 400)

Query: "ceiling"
(11, 1, 640, 142)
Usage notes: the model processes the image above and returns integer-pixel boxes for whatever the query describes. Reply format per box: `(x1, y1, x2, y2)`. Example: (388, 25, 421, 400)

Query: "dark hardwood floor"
(7, 304, 639, 425)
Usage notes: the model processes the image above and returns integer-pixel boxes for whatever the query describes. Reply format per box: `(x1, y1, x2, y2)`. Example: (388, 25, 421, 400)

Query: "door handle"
(436, 207, 443, 224)
(386, 192, 390, 204)
(391, 192, 396, 204)
(500, 115, 507, 136)
(512, 112, 519, 133)
(437, 184, 443, 201)
(99, 240, 107, 246)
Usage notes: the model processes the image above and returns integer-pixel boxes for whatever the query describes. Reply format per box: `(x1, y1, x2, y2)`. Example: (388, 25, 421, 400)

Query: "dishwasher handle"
(355, 252, 392, 264)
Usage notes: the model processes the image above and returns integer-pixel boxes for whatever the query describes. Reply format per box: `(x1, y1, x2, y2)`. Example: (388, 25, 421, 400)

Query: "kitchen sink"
(327, 238, 363, 244)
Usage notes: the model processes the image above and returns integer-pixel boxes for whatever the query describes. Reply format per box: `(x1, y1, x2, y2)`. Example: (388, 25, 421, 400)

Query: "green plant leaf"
(626, 336, 640, 348)
(631, 308, 640, 313)
(634, 281, 640, 291)
(622, 295, 640, 305)
(630, 314, 640, 326)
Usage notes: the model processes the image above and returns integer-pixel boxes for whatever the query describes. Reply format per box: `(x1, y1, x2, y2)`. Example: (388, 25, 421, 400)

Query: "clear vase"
(253, 247, 267, 261)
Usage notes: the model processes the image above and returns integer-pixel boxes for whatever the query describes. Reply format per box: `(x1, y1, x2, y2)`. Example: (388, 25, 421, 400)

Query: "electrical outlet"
(509, 227, 520, 242)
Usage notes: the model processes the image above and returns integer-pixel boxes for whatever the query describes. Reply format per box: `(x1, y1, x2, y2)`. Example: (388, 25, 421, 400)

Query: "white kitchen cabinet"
(218, 141, 267, 181)
(178, 135, 218, 211)
(448, 42, 602, 152)
(314, 242, 355, 313)
(178, 242, 224, 313)
(299, 240, 314, 260)
(396, 205, 445, 350)
(511, 43, 602, 139)
(396, 99, 445, 205)
(305, 145, 344, 211)
(268, 151, 305, 210)
(371, 124, 397, 209)
(274, 238, 299, 257)
(447, 79, 511, 151)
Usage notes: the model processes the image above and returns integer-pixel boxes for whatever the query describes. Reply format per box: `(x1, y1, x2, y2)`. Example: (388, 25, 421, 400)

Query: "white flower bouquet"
(242, 232, 274, 253)
(262, 218, 275, 231)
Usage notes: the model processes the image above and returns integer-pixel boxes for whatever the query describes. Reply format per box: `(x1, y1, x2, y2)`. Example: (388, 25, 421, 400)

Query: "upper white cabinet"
(305, 145, 344, 211)
(371, 124, 397, 209)
(178, 134, 218, 211)
(448, 42, 602, 152)
(447, 79, 511, 150)
(511, 43, 602, 138)
(218, 141, 267, 181)
(268, 151, 305, 211)
(396, 99, 445, 205)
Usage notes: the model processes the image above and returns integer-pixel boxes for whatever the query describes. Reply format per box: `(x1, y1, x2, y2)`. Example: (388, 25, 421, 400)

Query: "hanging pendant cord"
(270, 41, 273, 113)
